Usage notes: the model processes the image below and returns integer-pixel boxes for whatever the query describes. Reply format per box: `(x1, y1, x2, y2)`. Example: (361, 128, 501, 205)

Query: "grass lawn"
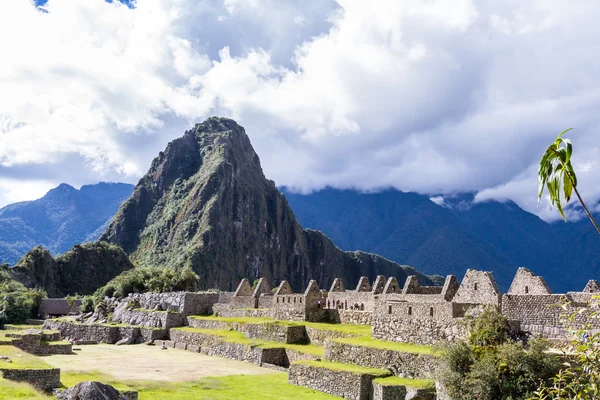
(372, 376, 435, 389)
(332, 336, 434, 355)
(0, 346, 52, 370)
(188, 315, 371, 336)
(0, 378, 51, 400)
(1, 371, 342, 400)
(294, 360, 390, 377)
(61, 372, 341, 400)
(173, 327, 324, 356)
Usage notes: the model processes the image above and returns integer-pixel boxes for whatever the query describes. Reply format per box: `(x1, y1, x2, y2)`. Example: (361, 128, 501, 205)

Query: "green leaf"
(557, 127, 574, 140)
(564, 169, 573, 203)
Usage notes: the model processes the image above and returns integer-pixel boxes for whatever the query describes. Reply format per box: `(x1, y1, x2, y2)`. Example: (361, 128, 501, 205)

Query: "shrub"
(80, 295, 95, 313)
(532, 304, 600, 399)
(0, 270, 46, 324)
(90, 266, 200, 307)
(437, 307, 561, 400)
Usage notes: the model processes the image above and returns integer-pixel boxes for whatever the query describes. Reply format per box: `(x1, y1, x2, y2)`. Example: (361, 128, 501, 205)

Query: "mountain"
(0, 182, 134, 265)
(282, 188, 600, 292)
(9, 242, 134, 297)
(101, 117, 437, 291)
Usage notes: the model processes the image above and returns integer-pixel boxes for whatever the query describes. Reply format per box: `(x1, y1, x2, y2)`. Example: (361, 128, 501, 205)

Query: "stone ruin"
(33, 266, 600, 400)
(211, 267, 600, 344)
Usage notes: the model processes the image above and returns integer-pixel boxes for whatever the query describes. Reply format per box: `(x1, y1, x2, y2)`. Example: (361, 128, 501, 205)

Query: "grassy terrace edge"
(294, 360, 390, 377)
(331, 336, 434, 355)
(0, 346, 53, 370)
(372, 376, 435, 389)
(171, 327, 324, 356)
(188, 315, 372, 336)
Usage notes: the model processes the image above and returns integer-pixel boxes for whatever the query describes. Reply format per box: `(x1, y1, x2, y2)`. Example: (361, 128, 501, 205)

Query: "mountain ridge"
(101, 117, 436, 291)
(282, 187, 600, 292)
(0, 182, 134, 265)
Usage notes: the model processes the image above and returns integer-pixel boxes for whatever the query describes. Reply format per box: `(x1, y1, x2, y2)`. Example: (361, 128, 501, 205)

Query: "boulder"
(55, 381, 137, 400)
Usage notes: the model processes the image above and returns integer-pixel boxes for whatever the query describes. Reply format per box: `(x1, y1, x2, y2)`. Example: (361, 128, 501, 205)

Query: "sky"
(1, 0, 599, 222)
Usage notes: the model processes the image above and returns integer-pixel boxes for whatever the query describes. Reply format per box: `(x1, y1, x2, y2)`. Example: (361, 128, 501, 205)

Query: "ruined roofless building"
(211, 268, 600, 344)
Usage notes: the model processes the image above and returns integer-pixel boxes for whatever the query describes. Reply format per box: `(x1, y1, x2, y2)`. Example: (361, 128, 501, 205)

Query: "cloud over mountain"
(1, 0, 599, 221)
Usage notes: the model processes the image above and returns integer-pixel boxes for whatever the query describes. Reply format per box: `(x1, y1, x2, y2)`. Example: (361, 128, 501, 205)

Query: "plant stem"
(562, 162, 600, 235)
(571, 185, 600, 235)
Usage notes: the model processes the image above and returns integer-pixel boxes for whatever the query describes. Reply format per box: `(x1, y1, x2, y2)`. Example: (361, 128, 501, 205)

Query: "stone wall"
(324, 340, 437, 379)
(230, 296, 257, 309)
(168, 329, 290, 367)
(118, 308, 184, 329)
(452, 270, 501, 306)
(244, 323, 308, 344)
(132, 292, 187, 313)
(38, 343, 73, 355)
(9, 330, 73, 355)
(337, 310, 373, 326)
(289, 363, 380, 400)
(257, 295, 275, 309)
(372, 382, 436, 400)
(372, 301, 468, 345)
(0, 368, 61, 390)
(372, 381, 407, 400)
(501, 295, 565, 327)
(43, 320, 164, 344)
(304, 327, 358, 346)
(327, 291, 376, 312)
(182, 293, 220, 315)
(44, 320, 118, 343)
(507, 268, 552, 295)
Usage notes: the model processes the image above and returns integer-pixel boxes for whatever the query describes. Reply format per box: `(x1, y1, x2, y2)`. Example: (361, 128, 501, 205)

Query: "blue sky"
(1, 0, 599, 222)
(35, 0, 134, 7)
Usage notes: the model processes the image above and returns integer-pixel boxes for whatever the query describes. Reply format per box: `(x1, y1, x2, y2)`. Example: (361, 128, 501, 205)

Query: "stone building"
(211, 267, 600, 343)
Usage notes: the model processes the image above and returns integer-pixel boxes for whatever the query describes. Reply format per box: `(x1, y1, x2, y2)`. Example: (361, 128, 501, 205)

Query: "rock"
(115, 338, 131, 346)
(55, 381, 136, 400)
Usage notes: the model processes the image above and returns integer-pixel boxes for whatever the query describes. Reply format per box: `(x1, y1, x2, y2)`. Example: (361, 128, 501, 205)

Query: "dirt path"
(42, 344, 279, 382)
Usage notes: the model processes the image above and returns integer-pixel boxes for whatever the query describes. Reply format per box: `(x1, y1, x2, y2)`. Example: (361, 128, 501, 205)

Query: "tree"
(538, 129, 600, 234)
(65, 294, 78, 314)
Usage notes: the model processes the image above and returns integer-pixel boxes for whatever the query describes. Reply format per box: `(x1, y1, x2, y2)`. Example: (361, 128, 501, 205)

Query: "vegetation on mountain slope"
(9, 241, 133, 297)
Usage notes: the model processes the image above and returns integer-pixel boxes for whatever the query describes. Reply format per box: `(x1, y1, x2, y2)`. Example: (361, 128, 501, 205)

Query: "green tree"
(538, 129, 600, 234)
(65, 293, 78, 314)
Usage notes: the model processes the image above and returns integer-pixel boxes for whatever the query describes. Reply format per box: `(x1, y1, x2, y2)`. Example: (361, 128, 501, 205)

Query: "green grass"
(332, 336, 434, 355)
(294, 360, 390, 377)
(4, 324, 43, 331)
(189, 315, 371, 336)
(372, 376, 435, 389)
(0, 346, 53, 370)
(172, 327, 324, 356)
(62, 372, 340, 400)
(0, 378, 51, 400)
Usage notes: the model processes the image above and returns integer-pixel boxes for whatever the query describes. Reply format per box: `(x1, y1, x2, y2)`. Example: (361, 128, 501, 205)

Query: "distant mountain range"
(0, 182, 134, 265)
(282, 188, 600, 292)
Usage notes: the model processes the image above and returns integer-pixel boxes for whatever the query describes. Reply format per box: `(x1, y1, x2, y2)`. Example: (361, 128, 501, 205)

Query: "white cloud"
(0, 0, 599, 220)
(429, 196, 445, 207)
